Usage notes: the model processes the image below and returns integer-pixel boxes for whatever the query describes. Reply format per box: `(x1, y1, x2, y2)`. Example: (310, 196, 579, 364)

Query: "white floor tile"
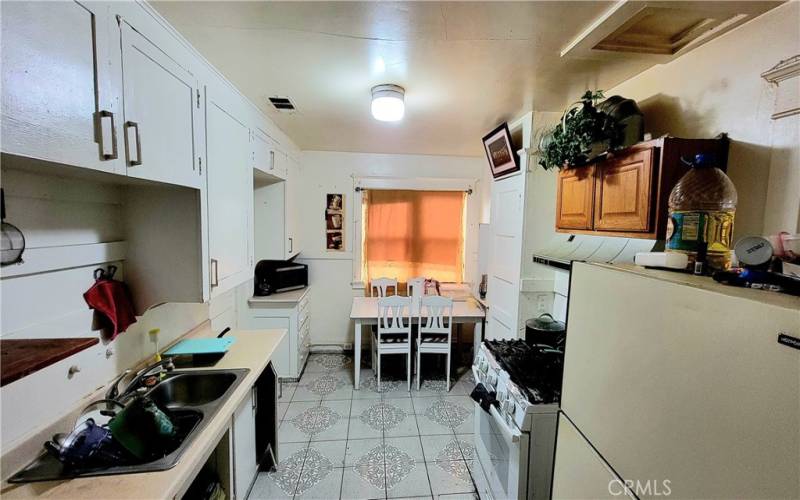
(250, 471, 295, 500)
(294, 466, 345, 499)
(426, 461, 474, 497)
(382, 411, 419, 438)
(345, 438, 384, 467)
(384, 436, 425, 463)
(308, 439, 348, 468)
(347, 416, 384, 440)
(284, 400, 321, 421)
(341, 465, 387, 500)
(279, 420, 312, 444)
(420, 435, 463, 463)
(386, 462, 432, 499)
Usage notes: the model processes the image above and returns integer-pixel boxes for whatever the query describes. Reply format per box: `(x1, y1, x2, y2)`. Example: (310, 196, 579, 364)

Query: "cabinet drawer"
(594, 148, 655, 232)
(556, 166, 595, 230)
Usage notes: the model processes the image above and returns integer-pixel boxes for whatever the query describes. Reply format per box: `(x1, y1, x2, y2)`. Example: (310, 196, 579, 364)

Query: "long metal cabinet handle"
(289, 237, 293, 253)
(269, 150, 275, 170)
(125, 121, 142, 166)
(210, 258, 219, 287)
(98, 110, 118, 160)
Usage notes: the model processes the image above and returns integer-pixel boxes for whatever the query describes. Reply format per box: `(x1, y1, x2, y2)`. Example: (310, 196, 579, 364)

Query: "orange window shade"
(364, 190, 465, 284)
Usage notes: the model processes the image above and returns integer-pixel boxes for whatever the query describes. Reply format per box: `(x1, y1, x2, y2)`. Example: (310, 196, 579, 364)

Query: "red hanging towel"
(84, 266, 137, 339)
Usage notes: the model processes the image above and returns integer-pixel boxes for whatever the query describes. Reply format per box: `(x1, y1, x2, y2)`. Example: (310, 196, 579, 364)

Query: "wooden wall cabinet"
(555, 166, 595, 230)
(555, 137, 729, 239)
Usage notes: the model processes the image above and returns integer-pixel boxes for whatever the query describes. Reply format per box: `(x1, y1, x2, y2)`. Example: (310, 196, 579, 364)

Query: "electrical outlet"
(536, 294, 547, 313)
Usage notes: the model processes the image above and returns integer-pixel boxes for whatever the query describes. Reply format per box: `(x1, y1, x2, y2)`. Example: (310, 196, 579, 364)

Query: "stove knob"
(487, 373, 497, 387)
(505, 400, 516, 416)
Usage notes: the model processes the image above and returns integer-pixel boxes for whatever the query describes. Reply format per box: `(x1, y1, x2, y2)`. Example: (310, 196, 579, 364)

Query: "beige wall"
(607, 2, 800, 238)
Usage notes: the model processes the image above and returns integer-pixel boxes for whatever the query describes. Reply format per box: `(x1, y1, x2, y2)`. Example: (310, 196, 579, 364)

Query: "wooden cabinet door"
(207, 90, 252, 297)
(556, 166, 595, 230)
(232, 387, 258, 499)
(593, 148, 655, 232)
(1, 1, 124, 174)
(119, 21, 201, 188)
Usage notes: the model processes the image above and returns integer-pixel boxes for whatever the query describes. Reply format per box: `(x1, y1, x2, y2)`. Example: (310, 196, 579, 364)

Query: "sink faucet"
(113, 358, 176, 401)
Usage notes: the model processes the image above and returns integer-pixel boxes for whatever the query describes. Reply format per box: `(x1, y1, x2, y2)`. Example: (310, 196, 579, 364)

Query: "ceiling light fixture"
(371, 84, 405, 122)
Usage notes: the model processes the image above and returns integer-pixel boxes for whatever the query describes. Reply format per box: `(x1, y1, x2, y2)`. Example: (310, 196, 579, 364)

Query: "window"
(362, 189, 466, 284)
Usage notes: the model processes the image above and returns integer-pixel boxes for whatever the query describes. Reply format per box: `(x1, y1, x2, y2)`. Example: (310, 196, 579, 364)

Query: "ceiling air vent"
(268, 96, 296, 113)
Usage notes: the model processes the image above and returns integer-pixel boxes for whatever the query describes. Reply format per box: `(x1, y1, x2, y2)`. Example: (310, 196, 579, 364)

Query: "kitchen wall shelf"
(0, 337, 99, 387)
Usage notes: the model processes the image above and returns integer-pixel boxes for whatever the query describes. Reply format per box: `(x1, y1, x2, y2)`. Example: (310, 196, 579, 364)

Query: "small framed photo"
(326, 231, 343, 251)
(482, 122, 520, 179)
(326, 193, 343, 212)
(325, 193, 345, 252)
(326, 212, 343, 230)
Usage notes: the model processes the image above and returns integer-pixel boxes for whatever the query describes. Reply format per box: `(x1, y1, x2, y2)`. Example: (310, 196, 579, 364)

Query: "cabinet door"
(556, 166, 595, 230)
(593, 148, 655, 232)
(207, 92, 252, 297)
(233, 387, 258, 500)
(1, 1, 124, 174)
(252, 128, 284, 179)
(285, 158, 299, 259)
(119, 21, 201, 188)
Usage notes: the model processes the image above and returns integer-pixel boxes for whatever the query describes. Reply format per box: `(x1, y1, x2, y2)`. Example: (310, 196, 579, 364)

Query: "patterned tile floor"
(249, 353, 482, 500)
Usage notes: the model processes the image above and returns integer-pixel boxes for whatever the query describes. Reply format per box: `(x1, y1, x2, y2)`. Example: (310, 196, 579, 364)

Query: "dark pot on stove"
(525, 314, 566, 349)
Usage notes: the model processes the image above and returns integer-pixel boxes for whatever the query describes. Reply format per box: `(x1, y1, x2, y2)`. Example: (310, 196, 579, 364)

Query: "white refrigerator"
(552, 263, 800, 499)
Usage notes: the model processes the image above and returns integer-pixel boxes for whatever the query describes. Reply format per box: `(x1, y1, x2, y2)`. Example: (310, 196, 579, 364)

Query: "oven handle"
(489, 403, 521, 443)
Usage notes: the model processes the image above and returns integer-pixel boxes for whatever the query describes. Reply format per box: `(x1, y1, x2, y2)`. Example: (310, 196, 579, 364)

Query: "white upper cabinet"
(252, 128, 285, 180)
(119, 20, 202, 189)
(0, 1, 124, 175)
(285, 155, 301, 259)
(206, 81, 253, 297)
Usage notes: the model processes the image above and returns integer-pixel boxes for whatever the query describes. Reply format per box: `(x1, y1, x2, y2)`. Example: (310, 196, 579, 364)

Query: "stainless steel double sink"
(9, 368, 250, 483)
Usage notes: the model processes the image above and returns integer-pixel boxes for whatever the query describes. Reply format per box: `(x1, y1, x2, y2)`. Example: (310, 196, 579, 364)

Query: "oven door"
(473, 399, 530, 500)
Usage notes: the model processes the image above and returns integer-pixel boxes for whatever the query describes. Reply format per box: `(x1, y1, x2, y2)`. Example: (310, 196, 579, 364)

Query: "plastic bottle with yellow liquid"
(666, 154, 737, 273)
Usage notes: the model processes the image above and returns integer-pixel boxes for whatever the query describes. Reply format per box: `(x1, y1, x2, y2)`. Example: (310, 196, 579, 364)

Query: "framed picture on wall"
(326, 193, 345, 251)
(482, 122, 520, 179)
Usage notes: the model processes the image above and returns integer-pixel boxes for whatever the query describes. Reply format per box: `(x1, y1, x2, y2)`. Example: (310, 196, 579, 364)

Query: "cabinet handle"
(252, 386, 257, 412)
(289, 237, 293, 253)
(210, 258, 219, 287)
(125, 121, 142, 166)
(98, 110, 118, 160)
(269, 150, 275, 170)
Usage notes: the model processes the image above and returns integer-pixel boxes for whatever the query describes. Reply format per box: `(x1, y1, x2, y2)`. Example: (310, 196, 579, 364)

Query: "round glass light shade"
(371, 84, 405, 122)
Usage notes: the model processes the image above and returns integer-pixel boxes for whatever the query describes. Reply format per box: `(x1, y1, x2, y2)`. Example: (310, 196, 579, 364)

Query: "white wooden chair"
(373, 295, 413, 391)
(415, 295, 454, 391)
(407, 277, 426, 299)
(370, 277, 397, 297)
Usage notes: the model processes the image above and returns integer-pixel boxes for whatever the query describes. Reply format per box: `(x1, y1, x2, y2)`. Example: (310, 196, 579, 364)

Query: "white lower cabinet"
(243, 289, 310, 380)
(232, 386, 258, 500)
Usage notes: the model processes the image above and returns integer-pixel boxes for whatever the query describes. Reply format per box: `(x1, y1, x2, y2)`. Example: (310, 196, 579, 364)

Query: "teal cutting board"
(165, 337, 235, 356)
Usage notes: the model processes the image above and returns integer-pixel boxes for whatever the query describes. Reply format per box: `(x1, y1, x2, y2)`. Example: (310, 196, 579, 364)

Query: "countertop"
(0, 327, 286, 499)
(248, 287, 310, 306)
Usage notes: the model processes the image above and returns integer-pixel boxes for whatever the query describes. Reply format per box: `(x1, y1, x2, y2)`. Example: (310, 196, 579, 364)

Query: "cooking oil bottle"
(666, 154, 737, 273)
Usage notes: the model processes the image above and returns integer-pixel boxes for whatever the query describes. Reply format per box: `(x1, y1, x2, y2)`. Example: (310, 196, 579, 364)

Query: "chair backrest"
(407, 277, 426, 298)
(370, 277, 397, 297)
(377, 295, 412, 336)
(418, 295, 453, 338)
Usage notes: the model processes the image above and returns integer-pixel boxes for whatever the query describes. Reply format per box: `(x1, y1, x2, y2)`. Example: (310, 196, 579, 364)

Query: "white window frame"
(351, 176, 477, 289)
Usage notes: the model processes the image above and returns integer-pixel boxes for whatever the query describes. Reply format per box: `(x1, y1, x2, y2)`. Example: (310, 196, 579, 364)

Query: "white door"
(1, 1, 124, 174)
(232, 387, 258, 499)
(485, 173, 525, 339)
(119, 21, 201, 188)
(206, 91, 252, 297)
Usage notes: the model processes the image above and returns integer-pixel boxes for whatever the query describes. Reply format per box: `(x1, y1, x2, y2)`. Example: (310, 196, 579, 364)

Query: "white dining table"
(349, 296, 486, 389)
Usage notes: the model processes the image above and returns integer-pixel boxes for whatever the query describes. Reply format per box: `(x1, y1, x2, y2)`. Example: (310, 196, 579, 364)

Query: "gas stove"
(471, 339, 563, 500)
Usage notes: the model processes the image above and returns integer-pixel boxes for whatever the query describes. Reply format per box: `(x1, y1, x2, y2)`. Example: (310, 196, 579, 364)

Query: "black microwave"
(254, 259, 308, 296)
